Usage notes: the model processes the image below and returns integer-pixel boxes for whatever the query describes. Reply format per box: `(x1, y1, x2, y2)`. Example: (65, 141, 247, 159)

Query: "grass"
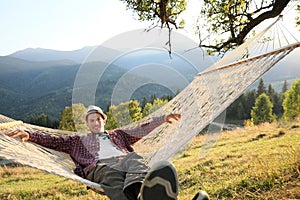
(0, 166, 102, 200)
(1, 121, 299, 199)
(175, 121, 300, 199)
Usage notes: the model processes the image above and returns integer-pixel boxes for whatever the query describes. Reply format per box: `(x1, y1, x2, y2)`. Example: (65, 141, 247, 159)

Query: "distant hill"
(0, 56, 79, 120)
(0, 56, 175, 121)
(1, 45, 299, 122)
(8, 46, 122, 64)
(9, 47, 92, 63)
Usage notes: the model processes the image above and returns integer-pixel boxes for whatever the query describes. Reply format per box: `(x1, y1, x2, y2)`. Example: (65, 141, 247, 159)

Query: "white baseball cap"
(86, 105, 107, 120)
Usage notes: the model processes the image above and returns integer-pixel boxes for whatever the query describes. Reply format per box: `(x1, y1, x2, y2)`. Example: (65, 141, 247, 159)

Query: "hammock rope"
(0, 16, 299, 192)
(0, 116, 105, 192)
(132, 42, 299, 166)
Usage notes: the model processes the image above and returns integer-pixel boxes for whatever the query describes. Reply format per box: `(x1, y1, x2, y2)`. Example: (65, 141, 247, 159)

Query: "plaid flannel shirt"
(28, 115, 166, 177)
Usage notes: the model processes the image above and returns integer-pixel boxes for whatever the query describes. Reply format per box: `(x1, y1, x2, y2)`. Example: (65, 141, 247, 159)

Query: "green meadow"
(1, 121, 299, 200)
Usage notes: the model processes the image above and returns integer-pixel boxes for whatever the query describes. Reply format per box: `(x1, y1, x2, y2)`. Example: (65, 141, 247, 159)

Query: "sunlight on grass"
(0, 121, 299, 199)
(0, 166, 108, 200)
(174, 121, 300, 199)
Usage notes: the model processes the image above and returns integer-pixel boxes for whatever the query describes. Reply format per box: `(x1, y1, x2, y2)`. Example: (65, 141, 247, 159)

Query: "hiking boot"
(140, 160, 178, 200)
(192, 190, 209, 200)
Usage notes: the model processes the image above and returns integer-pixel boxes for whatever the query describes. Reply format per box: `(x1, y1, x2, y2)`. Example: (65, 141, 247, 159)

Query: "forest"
(29, 78, 300, 132)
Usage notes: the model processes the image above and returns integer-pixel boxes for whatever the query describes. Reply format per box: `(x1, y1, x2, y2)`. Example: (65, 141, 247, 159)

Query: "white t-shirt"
(97, 135, 126, 159)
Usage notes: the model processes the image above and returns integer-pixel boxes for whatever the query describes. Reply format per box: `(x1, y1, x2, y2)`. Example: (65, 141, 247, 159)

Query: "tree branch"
(236, 0, 290, 45)
(199, 0, 292, 54)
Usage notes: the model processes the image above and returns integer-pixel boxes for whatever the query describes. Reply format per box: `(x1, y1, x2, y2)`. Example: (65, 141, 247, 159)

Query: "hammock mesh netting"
(0, 17, 299, 191)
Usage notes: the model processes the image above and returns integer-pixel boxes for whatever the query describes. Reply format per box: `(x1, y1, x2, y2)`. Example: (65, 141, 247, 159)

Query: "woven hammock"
(0, 17, 299, 192)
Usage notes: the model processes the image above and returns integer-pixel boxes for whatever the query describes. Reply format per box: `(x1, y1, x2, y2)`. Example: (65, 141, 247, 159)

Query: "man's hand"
(5, 129, 29, 142)
(166, 114, 181, 124)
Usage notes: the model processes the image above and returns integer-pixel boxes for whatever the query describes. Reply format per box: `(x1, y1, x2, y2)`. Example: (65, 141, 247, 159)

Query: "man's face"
(86, 113, 105, 133)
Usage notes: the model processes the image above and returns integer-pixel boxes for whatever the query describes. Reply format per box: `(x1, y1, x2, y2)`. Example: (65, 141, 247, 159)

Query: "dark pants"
(86, 152, 149, 200)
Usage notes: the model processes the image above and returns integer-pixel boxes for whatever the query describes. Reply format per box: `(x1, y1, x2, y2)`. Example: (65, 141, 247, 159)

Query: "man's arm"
(5, 129, 29, 142)
(120, 114, 181, 142)
(5, 129, 75, 154)
(165, 114, 181, 124)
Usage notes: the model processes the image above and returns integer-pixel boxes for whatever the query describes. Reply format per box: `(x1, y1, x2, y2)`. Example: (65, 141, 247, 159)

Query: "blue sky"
(0, 0, 298, 56)
(0, 0, 155, 55)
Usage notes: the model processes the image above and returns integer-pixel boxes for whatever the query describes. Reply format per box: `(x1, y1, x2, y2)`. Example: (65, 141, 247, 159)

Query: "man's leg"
(140, 160, 178, 200)
(86, 162, 128, 200)
(121, 152, 149, 200)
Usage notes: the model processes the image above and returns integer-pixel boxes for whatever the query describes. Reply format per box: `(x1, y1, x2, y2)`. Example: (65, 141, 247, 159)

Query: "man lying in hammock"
(6, 105, 181, 200)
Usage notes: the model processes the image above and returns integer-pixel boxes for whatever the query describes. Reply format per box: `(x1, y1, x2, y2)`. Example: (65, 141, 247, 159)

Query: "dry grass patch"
(174, 121, 300, 199)
(0, 121, 299, 199)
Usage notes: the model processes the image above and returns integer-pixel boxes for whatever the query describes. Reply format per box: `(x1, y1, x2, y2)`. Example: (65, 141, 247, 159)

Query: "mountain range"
(1, 45, 299, 122)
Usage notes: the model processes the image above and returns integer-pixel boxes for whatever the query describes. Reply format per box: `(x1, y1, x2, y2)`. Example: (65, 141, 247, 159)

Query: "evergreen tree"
(282, 80, 288, 94)
(72, 104, 88, 132)
(251, 93, 276, 125)
(106, 105, 118, 130)
(226, 89, 257, 121)
(242, 89, 257, 119)
(283, 79, 300, 121)
(150, 94, 157, 103)
(226, 96, 241, 120)
(29, 113, 58, 128)
(59, 104, 87, 132)
(272, 93, 283, 118)
(267, 84, 275, 97)
(108, 102, 129, 128)
(38, 113, 50, 127)
(106, 100, 143, 128)
(151, 99, 168, 113)
(59, 106, 75, 131)
(129, 100, 143, 122)
(142, 103, 152, 117)
(227, 86, 257, 122)
(141, 97, 148, 109)
(236, 102, 245, 120)
(267, 84, 283, 117)
(142, 98, 169, 117)
(257, 79, 266, 96)
(161, 94, 174, 101)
